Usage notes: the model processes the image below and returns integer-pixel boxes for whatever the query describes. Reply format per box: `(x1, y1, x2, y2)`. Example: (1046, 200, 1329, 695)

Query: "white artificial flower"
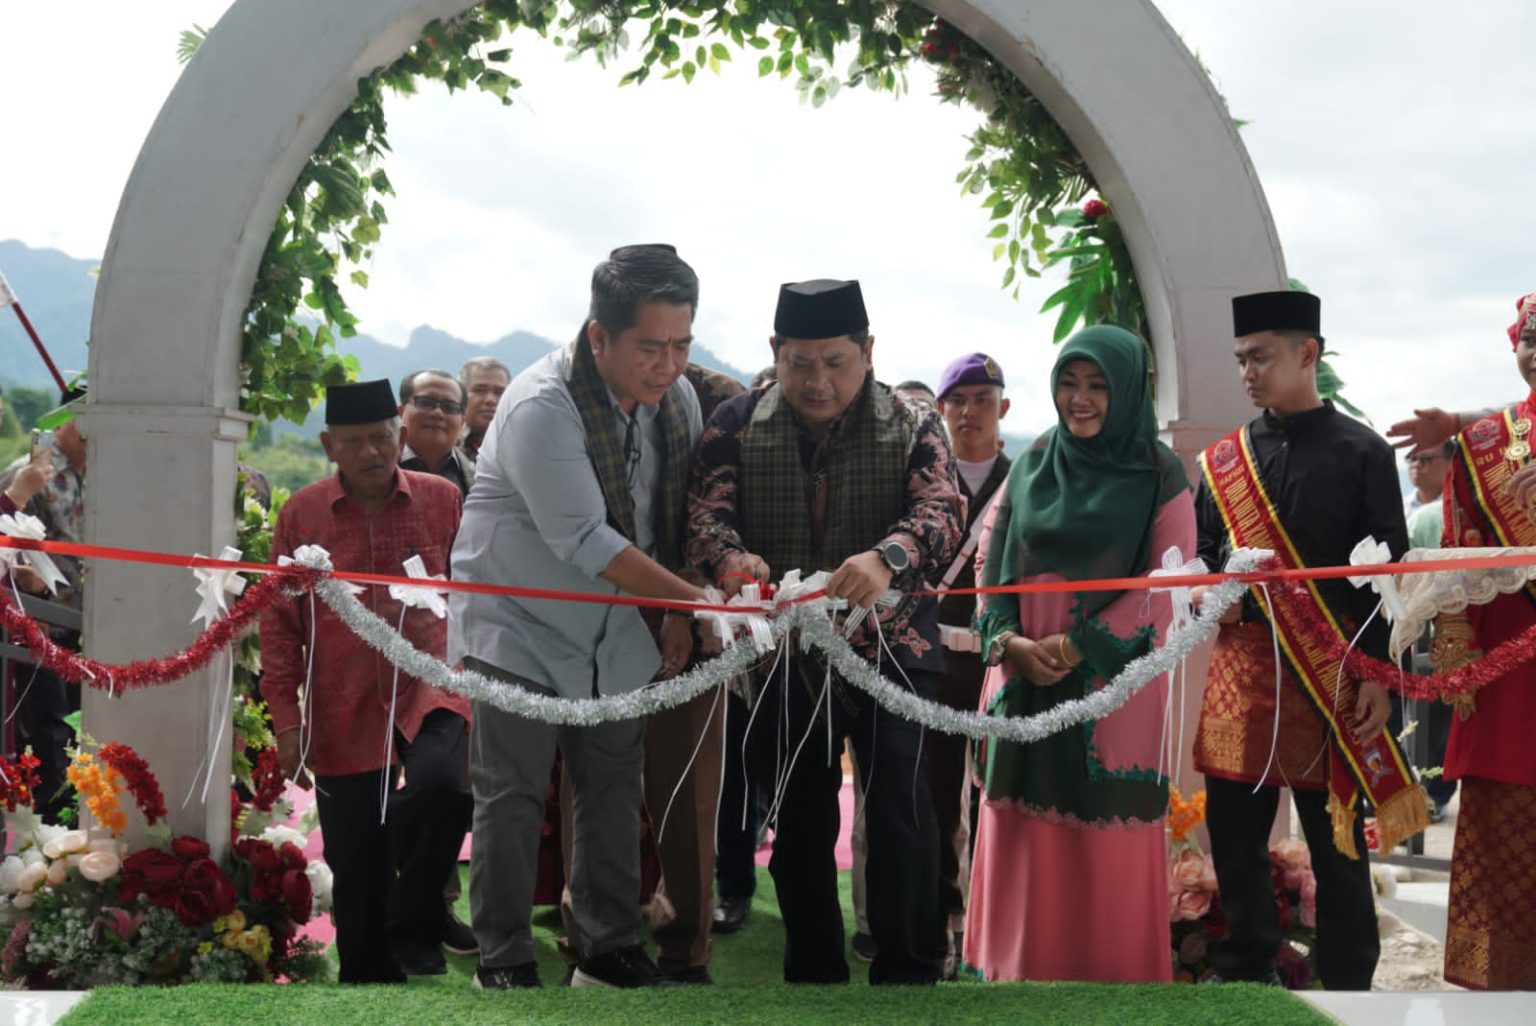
(0, 855, 26, 895)
(304, 859, 333, 915)
(78, 850, 121, 883)
(259, 825, 307, 850)
(30, 822, 68, 852)
(41, 829, 87, 860)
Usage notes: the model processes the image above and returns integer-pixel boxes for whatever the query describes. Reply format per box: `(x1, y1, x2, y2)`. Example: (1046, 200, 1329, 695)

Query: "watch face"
(883, 542, 909, 571)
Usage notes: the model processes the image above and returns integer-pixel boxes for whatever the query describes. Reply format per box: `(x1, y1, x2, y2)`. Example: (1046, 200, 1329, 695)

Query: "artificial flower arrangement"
(1166, 786, 1318, 988)
(0, 740, 332, 988)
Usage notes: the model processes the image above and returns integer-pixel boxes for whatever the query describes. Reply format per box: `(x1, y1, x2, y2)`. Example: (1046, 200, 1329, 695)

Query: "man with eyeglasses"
(399, 370, 475, 496)
(450, 244, 710, 990)
(1403, 440, 1453, 519)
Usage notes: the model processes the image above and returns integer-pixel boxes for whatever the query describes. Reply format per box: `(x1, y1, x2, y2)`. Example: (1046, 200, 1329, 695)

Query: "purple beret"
(936, 352, 1005, 400)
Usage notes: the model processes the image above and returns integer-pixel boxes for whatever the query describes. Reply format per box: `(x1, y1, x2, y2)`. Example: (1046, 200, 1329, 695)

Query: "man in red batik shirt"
(260, 379, 472, 984)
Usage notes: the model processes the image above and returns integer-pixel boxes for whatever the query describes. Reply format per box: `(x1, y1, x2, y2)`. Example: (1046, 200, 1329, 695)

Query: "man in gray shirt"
(450, 245, 709, 990)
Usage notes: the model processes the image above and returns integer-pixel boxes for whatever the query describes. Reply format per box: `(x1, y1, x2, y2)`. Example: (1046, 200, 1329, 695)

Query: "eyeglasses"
(407, 395, 465, 416)
(1405, 454, 1443, 466)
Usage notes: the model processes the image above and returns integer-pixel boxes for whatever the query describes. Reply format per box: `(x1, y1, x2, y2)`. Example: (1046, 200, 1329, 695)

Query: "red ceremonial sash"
(1454, 404, 1536, 606)
(1200, 426, 1428, 857)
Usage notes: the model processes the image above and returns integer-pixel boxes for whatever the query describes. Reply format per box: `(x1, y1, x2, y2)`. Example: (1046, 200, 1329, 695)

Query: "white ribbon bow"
(388, 554, 448, 619)
(278, 544, 364, 595)
(0, 512, 70, 595)
(1148, 546, 1206, 631)
(190, 546, 248, 627)
(1347, 536, 1406, 623)
(1225, 547, 1275, 574)
(695, 583, 776, 655)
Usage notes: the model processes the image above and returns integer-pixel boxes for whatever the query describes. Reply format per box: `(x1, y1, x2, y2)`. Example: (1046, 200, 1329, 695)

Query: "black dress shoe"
(666, 965, 715, 985)
(393, 938, 447, 976)
(711, 896, 750, 934)
(572, 945, 680, 988)
(441, 911, 478, 956)
(474, 962, 541, 989)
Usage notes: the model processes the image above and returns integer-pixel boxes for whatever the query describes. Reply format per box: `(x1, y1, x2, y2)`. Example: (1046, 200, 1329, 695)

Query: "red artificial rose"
(1083, 198, 1109, 219)
(282, 869, 313, 924)
(278, 842, 306, 873)
(250, 871, 284, 905)
(173, 890, 215, 928)
(180, 858, 238, 923)
(236, 838, 282, 874)
(118, 849, 185, 904)
(171, 836, 211, 862)
(182, 858, 223, 891)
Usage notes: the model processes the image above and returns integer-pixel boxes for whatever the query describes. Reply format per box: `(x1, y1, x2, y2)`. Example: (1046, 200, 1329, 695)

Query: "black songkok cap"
(1232, 290, 1321, 338)
(325, 379, 398, 426)
(773, 279, 869, 341)
(610, 243, 677, 258)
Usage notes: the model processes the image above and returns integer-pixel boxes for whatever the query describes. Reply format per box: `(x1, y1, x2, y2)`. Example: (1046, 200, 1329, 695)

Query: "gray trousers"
(466, 658, 645, 969)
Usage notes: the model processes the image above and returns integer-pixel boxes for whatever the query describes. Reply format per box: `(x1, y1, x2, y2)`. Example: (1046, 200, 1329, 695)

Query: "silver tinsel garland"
(311, 549, 1265, 742)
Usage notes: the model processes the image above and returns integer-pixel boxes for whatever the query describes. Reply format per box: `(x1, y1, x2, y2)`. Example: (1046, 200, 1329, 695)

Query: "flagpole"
(0, 271, 70, 394)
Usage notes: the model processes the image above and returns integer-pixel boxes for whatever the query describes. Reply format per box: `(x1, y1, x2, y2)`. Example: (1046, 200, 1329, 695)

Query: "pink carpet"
(286, 776, 857, 949)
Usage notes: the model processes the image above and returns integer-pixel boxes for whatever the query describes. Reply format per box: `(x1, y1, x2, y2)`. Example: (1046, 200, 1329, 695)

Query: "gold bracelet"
(1058, 635, 1077, 668)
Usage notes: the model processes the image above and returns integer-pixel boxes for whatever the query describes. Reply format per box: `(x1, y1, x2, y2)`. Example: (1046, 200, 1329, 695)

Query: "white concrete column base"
(80, 405, 252, 852)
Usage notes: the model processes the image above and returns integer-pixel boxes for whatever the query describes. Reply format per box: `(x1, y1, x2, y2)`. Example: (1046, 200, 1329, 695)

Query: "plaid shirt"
(685, 384, 963, 670)
(260, 469, 469, 777)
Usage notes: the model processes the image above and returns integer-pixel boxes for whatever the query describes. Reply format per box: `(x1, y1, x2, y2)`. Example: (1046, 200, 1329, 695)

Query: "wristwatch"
(875, 540, 910, 574)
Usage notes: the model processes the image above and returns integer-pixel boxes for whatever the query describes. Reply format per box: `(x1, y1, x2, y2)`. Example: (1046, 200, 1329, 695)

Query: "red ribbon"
(5, 534, 1535, 700)
(7, 534, 1536, 607)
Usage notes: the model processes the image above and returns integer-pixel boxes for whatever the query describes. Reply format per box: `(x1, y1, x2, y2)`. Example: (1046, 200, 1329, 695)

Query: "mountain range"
(2, 239, 1036, 454)
(0, 240, 751, 437)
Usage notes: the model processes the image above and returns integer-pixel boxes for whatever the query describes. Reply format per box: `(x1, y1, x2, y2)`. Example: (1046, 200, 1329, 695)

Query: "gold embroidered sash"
(1200, 427, 1427, 857)
(1454, 406, 1536, 606)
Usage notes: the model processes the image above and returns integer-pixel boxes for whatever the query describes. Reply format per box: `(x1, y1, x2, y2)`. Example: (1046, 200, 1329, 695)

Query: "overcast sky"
(4, 1, 1535, 435)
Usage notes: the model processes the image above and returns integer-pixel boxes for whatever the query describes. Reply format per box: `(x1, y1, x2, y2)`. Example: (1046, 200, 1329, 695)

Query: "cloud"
(8, 0, 1536, 437)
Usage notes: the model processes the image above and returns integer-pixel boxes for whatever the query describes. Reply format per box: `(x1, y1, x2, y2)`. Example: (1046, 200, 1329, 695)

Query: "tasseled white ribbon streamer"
(1149, 547, 1206, 784)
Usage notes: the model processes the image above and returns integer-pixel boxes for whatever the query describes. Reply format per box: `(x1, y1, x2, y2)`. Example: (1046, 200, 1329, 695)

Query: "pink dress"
(964, 491, 1196, 982)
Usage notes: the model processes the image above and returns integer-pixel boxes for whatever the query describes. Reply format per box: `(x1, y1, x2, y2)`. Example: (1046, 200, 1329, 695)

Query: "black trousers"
(716, 690, 763, 903)
(748, 658, 945, 985)
(315, 709, 473, 983)
(1204, 775, 1379, 990)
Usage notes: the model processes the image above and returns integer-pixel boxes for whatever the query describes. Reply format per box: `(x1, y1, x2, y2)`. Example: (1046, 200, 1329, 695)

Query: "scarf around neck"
(565, 333, 692, 569)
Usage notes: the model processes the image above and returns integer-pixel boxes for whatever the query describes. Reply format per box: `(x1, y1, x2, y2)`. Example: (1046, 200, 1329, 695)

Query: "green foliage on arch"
(228, 1, 1174, 426)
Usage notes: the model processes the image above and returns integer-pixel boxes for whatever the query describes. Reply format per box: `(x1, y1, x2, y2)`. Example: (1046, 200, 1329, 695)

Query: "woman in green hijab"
(963, 325, 1195, 983)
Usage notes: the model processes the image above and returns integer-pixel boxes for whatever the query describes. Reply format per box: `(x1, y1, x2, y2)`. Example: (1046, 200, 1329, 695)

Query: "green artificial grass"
(58, 868, 1330, 1026)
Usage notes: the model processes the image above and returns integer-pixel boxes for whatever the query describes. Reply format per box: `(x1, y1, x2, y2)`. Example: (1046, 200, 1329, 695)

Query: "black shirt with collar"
(1195, 401, 1408, 663)
(400, 445, 475, 498)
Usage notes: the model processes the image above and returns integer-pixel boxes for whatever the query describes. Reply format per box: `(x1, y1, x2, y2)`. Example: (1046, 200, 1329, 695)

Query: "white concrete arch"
(84, 0, 1284, 841)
